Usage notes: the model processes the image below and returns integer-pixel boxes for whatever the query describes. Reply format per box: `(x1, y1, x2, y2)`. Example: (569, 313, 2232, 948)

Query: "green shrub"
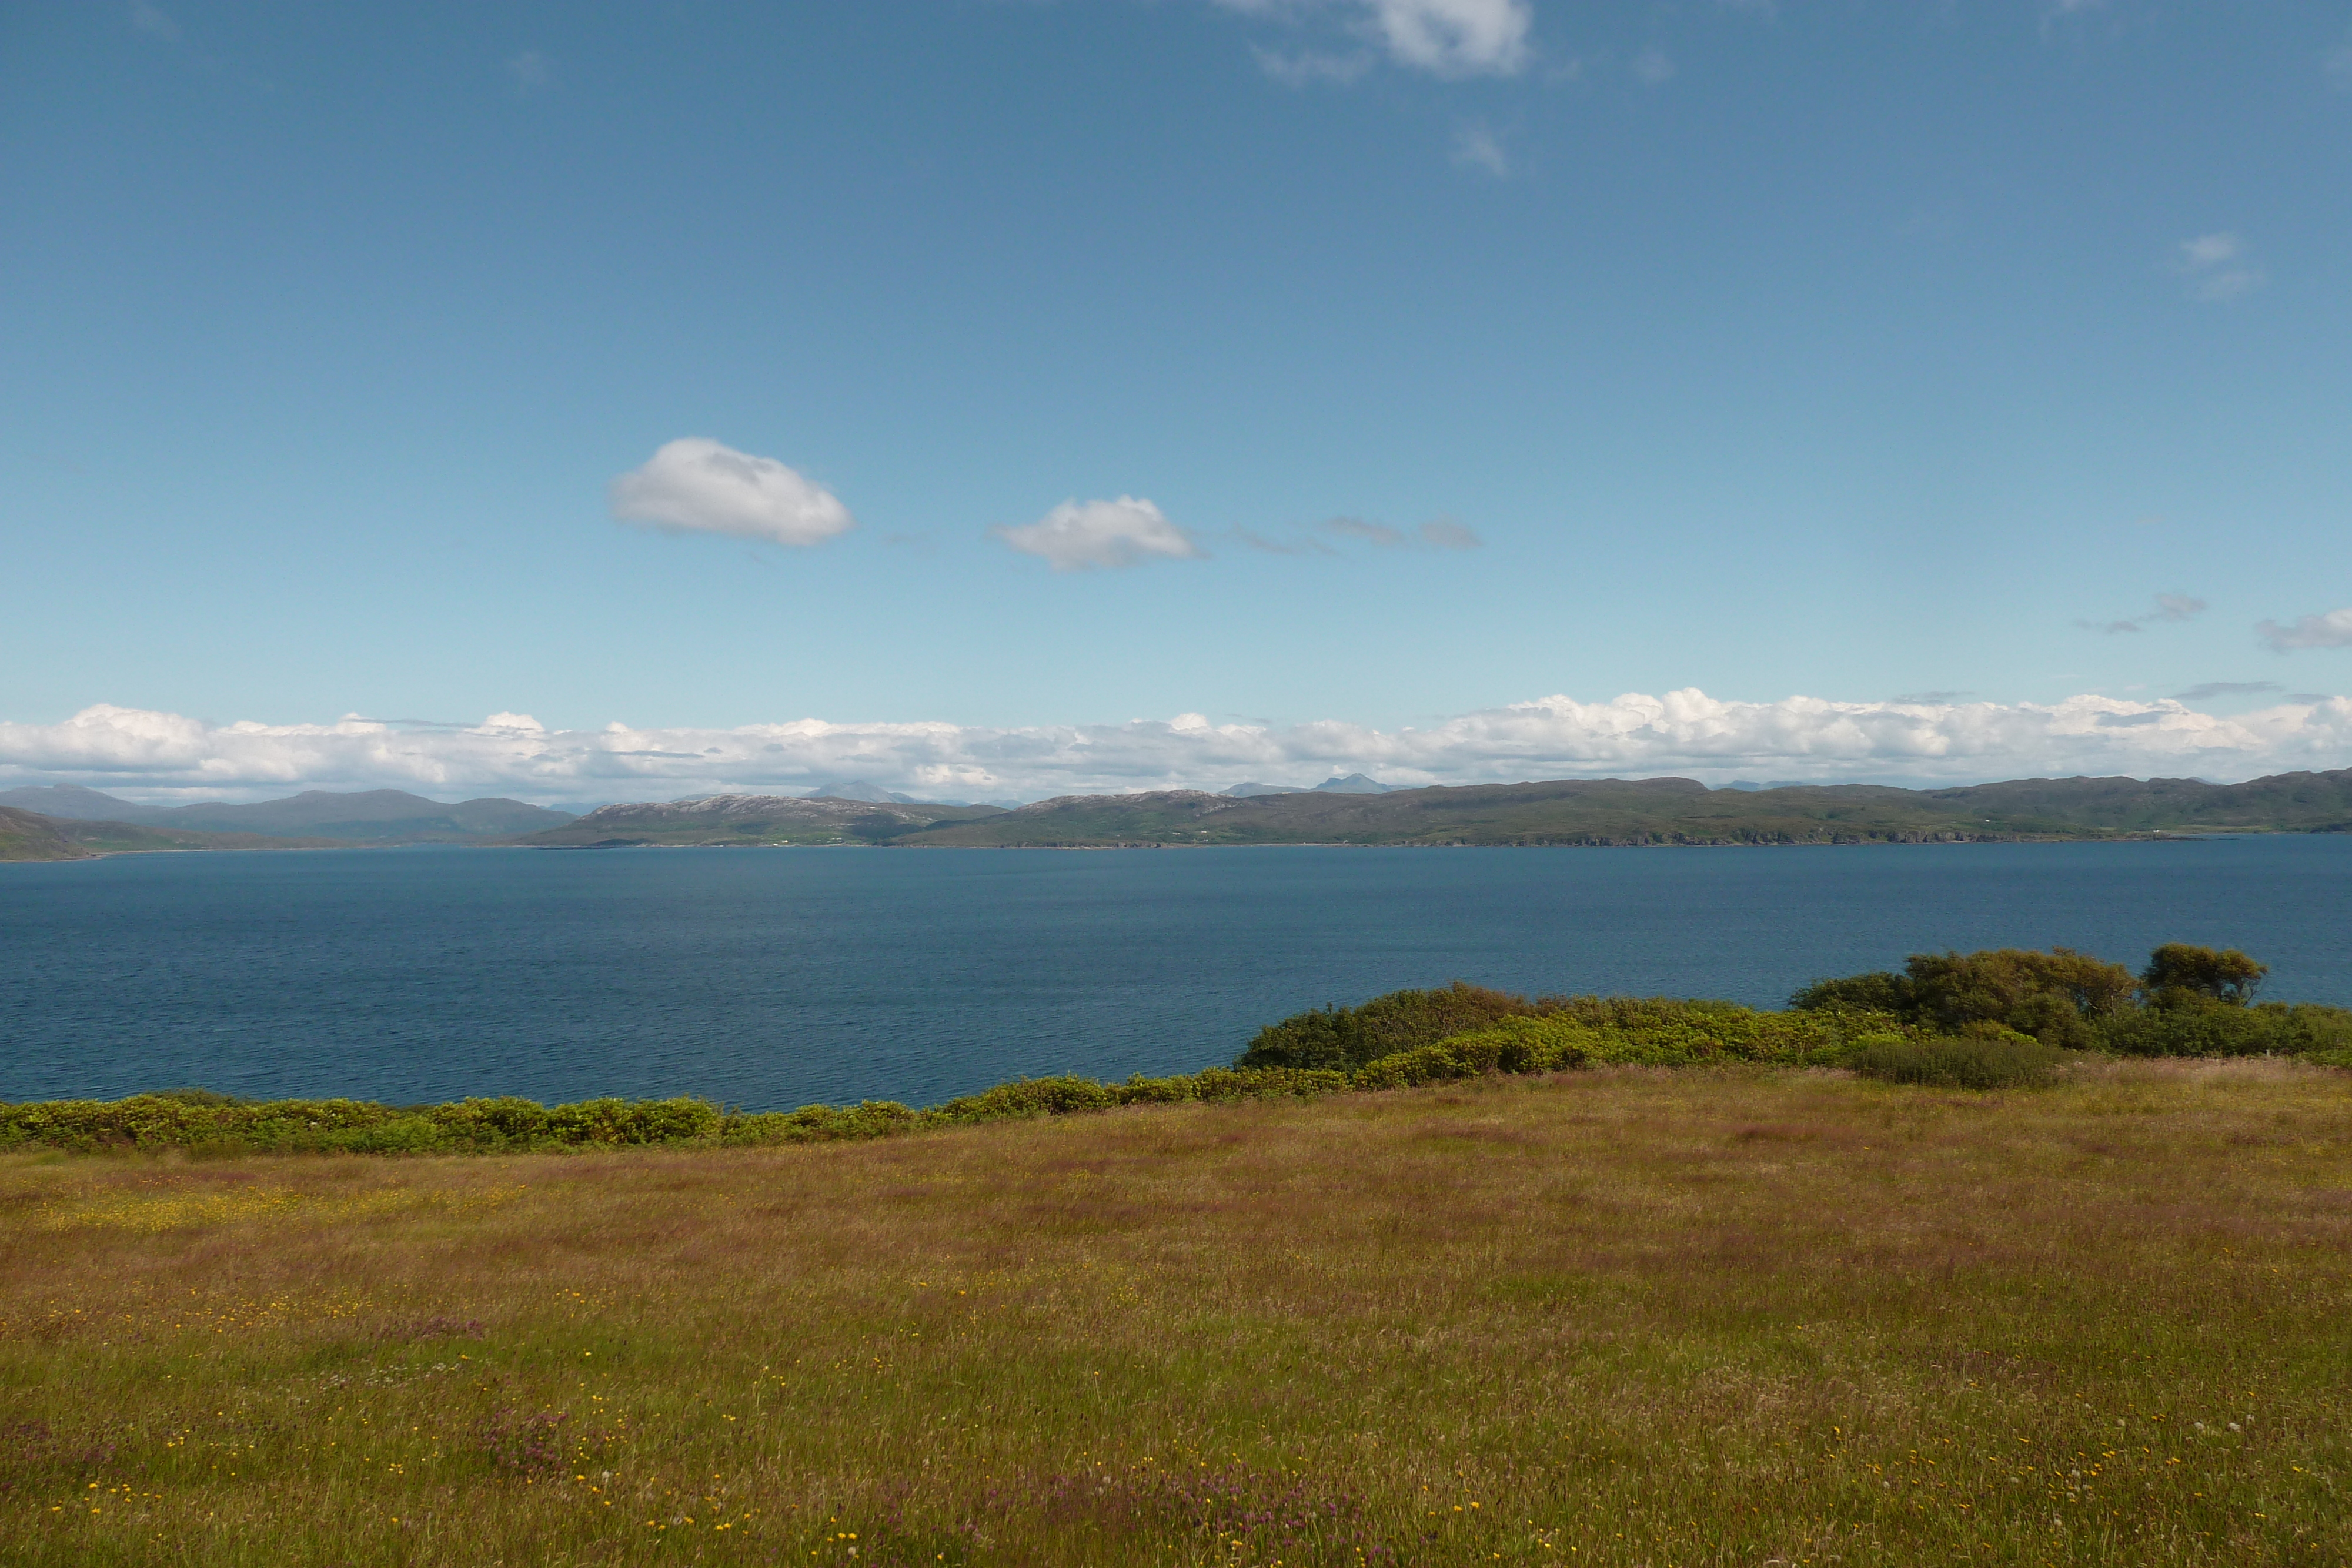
(1353, 1044, 1480, 1091)
(1512, 998, 1862, 1068)
(150, 1086, 252, 1107)
(936, 1076, 1119, 1123)
(1142, 1067, 1350, 1103)
(1352, 1017, 1597, 1090)
(1349, 1002, 1867, 1088)
(1788, 972, 1915, 1015)
(1234, 982, 1542, 1071)
(1795, 947, 2139, 1048)
(1849, 1032, 2074, 1089)
(720, 1101, 928, 1145)
(2099, 1000, 2352, 1058)
(328, 1115, 448, 1154)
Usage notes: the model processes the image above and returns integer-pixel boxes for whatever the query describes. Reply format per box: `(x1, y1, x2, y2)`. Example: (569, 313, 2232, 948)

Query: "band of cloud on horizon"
(6, 690, 2349, 810)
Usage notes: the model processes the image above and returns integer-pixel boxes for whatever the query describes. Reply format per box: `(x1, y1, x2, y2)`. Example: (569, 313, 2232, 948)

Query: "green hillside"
(0, 806, 88, 861)
(0, 807, 349, 862)
(891, 769, 2352, 847)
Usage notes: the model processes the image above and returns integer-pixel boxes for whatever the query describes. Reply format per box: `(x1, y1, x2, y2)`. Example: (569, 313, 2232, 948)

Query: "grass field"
(5, 1059, 2348, 1566)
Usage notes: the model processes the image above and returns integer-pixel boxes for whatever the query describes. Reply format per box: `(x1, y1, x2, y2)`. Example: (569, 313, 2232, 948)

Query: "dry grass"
(5, 1059, 2350, 1566)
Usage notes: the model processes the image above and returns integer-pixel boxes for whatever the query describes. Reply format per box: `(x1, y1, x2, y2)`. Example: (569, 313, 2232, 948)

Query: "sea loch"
(4, 836, 2347, 1111)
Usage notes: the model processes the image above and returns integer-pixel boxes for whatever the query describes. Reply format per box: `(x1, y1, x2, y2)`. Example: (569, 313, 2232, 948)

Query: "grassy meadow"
(6, 1058, 2350, 1566)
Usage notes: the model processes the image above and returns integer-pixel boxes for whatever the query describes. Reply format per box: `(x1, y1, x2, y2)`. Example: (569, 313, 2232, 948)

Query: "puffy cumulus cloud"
(9, 691, 2351, 808)
(994, 497, 1204, 571)
(1218, 0, 1529, 79)
(609, 438, 854, 548)
(2259, 607, 2352, 652)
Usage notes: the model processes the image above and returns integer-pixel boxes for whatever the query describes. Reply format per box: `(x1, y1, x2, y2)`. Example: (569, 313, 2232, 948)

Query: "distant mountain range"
(9, 769, 2351, 861)
(1221, 773, 1402, 798)
(514, 794, 1004, 847)
(0, 785, 573, 843)
(806, 779, 920, 804)
(494, 767, 2352, 849)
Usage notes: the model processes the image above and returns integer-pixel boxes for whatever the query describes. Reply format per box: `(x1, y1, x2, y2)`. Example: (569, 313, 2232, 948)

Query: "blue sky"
(4, 1, 2350, 802)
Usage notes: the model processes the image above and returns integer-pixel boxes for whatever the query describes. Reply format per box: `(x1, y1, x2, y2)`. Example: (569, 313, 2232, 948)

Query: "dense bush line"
(0, 1068, 1354, 1156)
(1790, 942, 2352, 1059)
(7, 945, 2348, 1156)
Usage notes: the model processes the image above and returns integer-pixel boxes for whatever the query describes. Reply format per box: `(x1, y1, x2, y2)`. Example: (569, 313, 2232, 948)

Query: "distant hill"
(883, 769, 2352, 848)
(507, 794, 1005, 847)
(0, 784, 173, 823)
(0, 806, 350, 862)
(0, 786, 573, 842)
(18, 770, 2352, 858)
(0, 807, 83, 861)
(1312, 773, 1400, 794)
(807, 780, 920, 804)
(1220, 774, 1402, 798)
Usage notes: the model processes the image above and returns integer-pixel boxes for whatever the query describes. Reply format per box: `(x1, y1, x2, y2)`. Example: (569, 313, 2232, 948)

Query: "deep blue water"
(2, 838, 2347, 1110)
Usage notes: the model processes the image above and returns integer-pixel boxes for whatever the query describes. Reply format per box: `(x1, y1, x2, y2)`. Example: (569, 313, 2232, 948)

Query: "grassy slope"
(0, 808, 355, 860)
(5, 1060, 2347, 1566)
(1927, 773, 2352, 833)
(896, 770, 2352, 847)
(45, 820, 350, 854)
(0, 806, 89, 861)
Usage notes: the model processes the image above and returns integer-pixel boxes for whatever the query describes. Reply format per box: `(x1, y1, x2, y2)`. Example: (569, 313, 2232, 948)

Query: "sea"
(3, 837, 2347, 1111)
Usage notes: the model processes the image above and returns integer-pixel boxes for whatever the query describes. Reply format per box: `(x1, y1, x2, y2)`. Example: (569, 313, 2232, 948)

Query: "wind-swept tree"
(2140, 944, 2267, 1007)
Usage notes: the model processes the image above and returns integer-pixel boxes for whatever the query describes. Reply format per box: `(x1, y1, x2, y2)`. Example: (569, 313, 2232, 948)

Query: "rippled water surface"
(4, 837, 2347, 1108)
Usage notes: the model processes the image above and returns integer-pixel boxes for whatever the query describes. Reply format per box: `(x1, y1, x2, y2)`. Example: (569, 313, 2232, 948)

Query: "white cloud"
(1632, 47, 1676, 85)
(994, 497, 1204, 571)
(510, 50, 551, 91)
(2258, 607, 2352, 652)
(1217, 0, 1529, 78)
(9, 690, 2351, 808)
(1371, 0, 1531, 76)
(609, 437, 855, 549)
(2176, 232, 2264, 302)
(1452, 124, 1510, 177)
(2329, 26, 2352, 91)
